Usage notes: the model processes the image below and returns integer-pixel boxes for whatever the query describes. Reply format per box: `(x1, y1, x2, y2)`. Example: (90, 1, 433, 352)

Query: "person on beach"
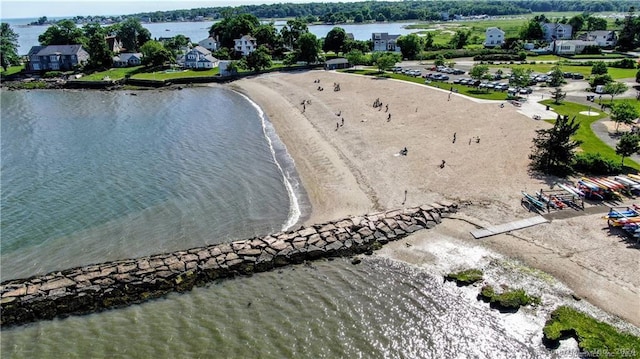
(448, 93, 451, 101)
(440, 160, 446, 169)
(341, 118, 344, 126)
(387, 113, 391, 121)
(453, 132, 456, 143)
(336, 122, 339, 130)
(400, 147, 408, 156)
(476, 137, 480, 144)
(385, 104, 389, 112)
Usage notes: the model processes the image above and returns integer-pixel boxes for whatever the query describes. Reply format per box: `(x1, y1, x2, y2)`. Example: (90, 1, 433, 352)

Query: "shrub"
(572, 153, 622, 175)
(610, 58, 636, 69)
(478, 285, 540, 310)
(445, 269, 484, 286)
(43, 71, 63, 78)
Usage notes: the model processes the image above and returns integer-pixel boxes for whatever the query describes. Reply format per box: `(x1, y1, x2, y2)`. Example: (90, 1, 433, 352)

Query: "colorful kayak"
(522, 191, 545, 210)
(558, 183, 583, 197)
(605, 209, 639, 219)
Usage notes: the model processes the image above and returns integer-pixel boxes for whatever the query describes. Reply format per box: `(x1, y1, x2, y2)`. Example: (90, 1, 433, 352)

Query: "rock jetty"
(1, 202, 457, 327)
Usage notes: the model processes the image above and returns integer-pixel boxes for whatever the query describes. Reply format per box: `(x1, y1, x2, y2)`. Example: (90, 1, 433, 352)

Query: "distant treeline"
(127, 1, 638, 23)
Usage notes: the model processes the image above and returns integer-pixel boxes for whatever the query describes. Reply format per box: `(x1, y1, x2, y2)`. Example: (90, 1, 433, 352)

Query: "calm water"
(3, 18, 419, 55)
(1, 87, 303, 280)
(1, 88, 560, 358)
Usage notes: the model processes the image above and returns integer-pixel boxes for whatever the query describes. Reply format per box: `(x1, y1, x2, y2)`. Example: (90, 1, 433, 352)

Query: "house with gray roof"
(372, 33, 401, 52)
(178, 46, 219, 69)
(541, 23, 572, 42)
(27, 44, 89, 71)
(579, 30, 617, 48)
(113, 53, 143, 67)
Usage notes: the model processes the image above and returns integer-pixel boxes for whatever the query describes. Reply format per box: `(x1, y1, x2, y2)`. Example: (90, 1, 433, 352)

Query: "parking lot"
(392, 63, 589, 96)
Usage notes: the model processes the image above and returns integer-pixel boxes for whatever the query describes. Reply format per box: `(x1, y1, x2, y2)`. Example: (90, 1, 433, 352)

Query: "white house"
(549, 40, 598, 55)
(179, 45, 219, 69)
(371, 33, 401, 52)
(541, 23, 572, 42)
(484, 27, 505, 48)
(581, 30, 617, 48)
(113, 52, 143, 67)
(198, 36, 220, 52)
(233, 35, 257, 56)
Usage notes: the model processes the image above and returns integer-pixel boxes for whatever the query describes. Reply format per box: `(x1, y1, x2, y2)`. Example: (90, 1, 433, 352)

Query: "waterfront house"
(579, 30, 617, 48)
(113, 53, 143, 67)
(27, 44, 89, 71)
(372, 33, 401, 52)
(548, 40, 598, 55)
(484, 27, 505, 48)
(179, 46, 219, 69)
(233, 35, 257, 56)
(105, 35, 123, 54)
(541, 23, 572, 42)
(198, 36, 220, 52)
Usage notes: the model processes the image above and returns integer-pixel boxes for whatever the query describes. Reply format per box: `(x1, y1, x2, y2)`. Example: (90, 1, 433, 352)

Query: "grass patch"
(445, 269, 484, 286)
(0, 65, 24, 76)
(569, 53, 628, 59)
(541, 100, 640, 171)
(543, 306, 640, 358)
(479, 284, 541, 311)
(131, 67, 219, 80)
(76, 66, 144, 81)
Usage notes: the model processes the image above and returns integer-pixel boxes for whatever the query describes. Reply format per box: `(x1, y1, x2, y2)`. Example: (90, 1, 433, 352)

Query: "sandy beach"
(231, 70, 639, 327)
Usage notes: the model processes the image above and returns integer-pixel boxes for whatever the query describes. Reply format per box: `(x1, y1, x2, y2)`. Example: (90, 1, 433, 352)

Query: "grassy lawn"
(131, 67, 219, 80)
(77, 66, 144, 81)
(0, 65, 25, 76)
(340, 69, 508, 100)
(543, 306, 640, 358)
(541, 99, 640, 170)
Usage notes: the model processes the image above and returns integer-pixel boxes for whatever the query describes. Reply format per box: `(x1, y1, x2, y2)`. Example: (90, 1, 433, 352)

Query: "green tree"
(376, 13, 387, 22)
(0, 23, 20, 71)
(424, 32, 434, 49)
(449, 29, 470, 49)
(611, 101, 639, 132)
(604, 82, 629, 102)
(616, 132, 640, 165)
(548, 64, 565, 87)
(636, 69, 640, 83)
(510, 67, 534, 89)
(396, 33, 423, 60)
(253, 23, 280, 51)
(617, 10, 638, 51)
(163, 34, 190, 55)
(375, 53, 397, 73)
(296, 32, 320, 63)
(323, 27, 346, 54)
(568, 14, 586, 34)
(280, 18, 308, 50)
(591, 61, 608, 75)
(210, 13, 260, 50)
(433, 54, 445, 67)
(345, 49, 365, 66)
(83, 23, 113, 70)
(225, 60, 239, 74)
(469, 64, 489, 89)
(38, 19, 86, 45)
(116, 18, 151, 52)
(519, 19, 544, 41)
(550, 87, 566, 105)
(529, 115, 582, 177)
(140, 40, 173, 67)
(589, 74, 613, 88)
(354, 13, 364, 23)
(244, 45, 272, 72)
(586, 16, 607, 31)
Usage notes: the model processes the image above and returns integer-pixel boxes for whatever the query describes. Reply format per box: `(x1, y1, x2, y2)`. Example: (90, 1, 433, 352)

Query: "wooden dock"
(471, 216, 549, 239)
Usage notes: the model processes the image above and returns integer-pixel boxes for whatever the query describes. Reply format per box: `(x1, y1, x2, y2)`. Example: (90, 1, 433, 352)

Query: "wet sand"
(231, 70, 639, 327)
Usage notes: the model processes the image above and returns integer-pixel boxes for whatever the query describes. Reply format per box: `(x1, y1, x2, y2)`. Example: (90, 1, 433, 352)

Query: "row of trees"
(128, 0, 637, 24)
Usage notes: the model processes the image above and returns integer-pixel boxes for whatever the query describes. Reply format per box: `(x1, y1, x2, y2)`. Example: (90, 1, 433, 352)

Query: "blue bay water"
(1, 87, 303, 280)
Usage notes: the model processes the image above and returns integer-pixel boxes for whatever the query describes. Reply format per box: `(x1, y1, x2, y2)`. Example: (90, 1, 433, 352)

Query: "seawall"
(1, 202, 457, 327)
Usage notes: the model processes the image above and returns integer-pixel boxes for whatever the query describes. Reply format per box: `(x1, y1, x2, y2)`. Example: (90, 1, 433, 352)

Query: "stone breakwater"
(1, 202, 457, 327)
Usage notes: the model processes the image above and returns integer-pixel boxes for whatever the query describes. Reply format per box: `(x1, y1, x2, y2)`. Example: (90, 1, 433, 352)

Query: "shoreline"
(232, 70, 639, 328)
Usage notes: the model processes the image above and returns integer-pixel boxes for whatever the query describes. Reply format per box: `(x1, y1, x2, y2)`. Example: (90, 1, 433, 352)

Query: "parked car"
(453, 78, 463, 84)
(452, 69, 465, 75)
(519, 87, 533, 94)
(563, 72, 573, 78)
(572, 73, 584, 79)
(392, 67, 403, 73)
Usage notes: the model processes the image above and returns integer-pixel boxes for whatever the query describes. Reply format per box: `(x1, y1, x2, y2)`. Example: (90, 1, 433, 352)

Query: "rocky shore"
(1, 202, 456, 327)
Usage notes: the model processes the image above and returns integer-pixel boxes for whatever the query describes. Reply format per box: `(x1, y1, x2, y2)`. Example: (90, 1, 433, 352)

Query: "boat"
(558, 183, 583, 197)
(522, 191, 546, 210)
(604, 208, 639, 219)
